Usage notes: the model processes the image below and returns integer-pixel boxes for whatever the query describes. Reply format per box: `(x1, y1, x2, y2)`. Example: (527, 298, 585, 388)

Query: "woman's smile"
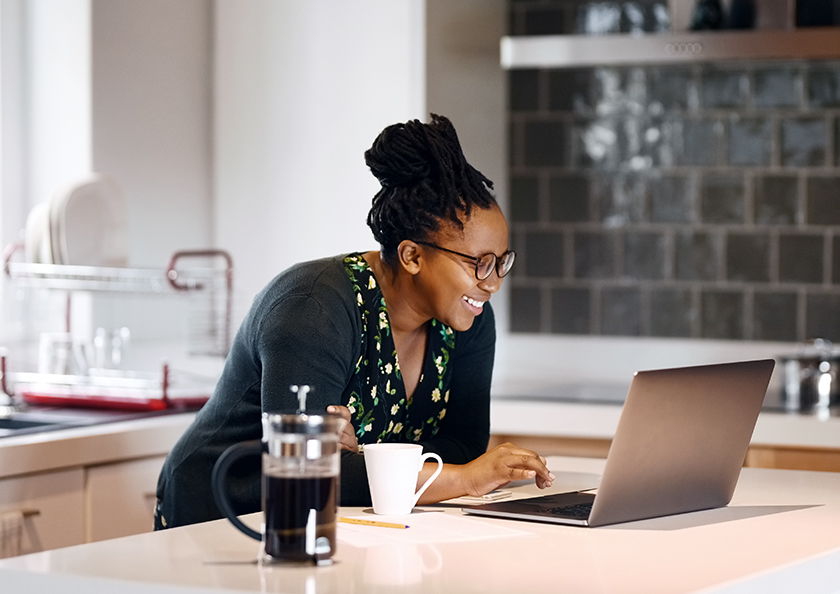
(461, 295, 486, 315)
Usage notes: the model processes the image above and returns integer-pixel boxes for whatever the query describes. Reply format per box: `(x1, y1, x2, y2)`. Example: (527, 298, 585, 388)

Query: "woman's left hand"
(327, 405, 359, 453)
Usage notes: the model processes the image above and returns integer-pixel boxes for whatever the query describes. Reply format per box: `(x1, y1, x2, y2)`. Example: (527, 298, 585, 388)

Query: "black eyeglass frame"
(414, 240, 515, 281)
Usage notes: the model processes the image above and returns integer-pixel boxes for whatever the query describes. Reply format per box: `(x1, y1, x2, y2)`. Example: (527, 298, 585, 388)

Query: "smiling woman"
(153, 114, 553, 530)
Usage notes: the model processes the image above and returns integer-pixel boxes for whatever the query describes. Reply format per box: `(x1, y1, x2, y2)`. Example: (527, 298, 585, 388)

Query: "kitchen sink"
(0, 418, 60, 430)
(0, 412, 86, 438)
(0, 405, 200, 439)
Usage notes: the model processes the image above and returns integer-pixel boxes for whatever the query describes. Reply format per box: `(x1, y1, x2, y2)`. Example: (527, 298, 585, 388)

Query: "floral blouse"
(343, 254, 454, 445)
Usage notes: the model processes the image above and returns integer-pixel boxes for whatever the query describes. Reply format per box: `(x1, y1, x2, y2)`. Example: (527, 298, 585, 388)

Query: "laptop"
(463, 359, 775, 527)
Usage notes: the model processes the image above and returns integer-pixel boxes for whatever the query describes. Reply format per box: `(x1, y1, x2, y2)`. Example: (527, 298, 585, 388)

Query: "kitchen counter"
(490, 397, 840, 450)
(2, 456, 840, 593)
(0, 409, 196, 479)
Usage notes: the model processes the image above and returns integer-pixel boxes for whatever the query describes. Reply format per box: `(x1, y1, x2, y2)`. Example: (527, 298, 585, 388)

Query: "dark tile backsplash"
(506, 4, 840, 341)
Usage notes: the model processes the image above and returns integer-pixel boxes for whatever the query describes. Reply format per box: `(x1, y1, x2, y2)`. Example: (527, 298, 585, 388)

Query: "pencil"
(339, 517, 409, 529)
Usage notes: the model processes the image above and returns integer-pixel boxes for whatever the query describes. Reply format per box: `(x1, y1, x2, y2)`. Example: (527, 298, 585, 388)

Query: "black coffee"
(263, 475, 337, 561)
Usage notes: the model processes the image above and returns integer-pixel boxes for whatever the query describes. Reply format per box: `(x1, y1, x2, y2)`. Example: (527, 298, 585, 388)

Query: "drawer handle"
(19, 509, 39, 518)
(143, 492, 157, 500)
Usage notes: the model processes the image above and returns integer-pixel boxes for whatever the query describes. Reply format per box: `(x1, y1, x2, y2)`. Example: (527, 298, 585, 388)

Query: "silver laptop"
(463, 359, 775, 527)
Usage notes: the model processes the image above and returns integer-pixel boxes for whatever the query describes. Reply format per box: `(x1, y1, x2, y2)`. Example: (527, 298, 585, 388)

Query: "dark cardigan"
(155, 254, 495, 529)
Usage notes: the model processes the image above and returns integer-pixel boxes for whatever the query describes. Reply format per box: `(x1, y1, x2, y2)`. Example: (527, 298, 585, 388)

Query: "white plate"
(49, 173, 129, 267)
(24, 202, 53, 264)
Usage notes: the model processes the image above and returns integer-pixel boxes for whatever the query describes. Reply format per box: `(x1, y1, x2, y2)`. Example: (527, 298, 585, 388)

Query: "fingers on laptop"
(488, 443, 555, 490)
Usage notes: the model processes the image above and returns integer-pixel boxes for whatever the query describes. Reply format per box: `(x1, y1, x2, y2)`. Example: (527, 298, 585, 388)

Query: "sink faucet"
(0, 353, 26, 419)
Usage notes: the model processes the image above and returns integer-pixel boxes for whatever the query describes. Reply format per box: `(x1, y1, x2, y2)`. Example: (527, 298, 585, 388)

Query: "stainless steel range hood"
(501, 27, 840, 69)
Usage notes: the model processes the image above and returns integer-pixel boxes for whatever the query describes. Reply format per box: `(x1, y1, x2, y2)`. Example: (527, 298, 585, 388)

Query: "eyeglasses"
(415, 241, 516, 281)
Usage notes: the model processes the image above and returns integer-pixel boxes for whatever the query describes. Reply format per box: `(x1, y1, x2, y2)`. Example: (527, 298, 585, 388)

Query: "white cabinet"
(0, 468, 85, 556)
(84, 455, 166, 543)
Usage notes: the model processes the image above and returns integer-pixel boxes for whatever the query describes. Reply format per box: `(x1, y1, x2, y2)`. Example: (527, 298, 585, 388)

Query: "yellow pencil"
(339, 517, 409, 529)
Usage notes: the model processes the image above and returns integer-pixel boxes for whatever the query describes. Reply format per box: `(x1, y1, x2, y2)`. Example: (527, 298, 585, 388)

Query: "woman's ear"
(396, 240, 422, 275)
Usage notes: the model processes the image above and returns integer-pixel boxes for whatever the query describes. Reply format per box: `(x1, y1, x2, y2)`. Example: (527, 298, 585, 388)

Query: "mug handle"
(411, 452, 443, 506)
(211, 439, 263, 541)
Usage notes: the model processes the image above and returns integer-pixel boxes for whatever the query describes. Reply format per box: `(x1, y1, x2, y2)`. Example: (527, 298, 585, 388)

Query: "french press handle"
(211, 439, 264, 541)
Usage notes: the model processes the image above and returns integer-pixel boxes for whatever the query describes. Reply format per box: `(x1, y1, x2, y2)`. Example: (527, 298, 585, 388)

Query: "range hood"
(501, 27, 840, 69)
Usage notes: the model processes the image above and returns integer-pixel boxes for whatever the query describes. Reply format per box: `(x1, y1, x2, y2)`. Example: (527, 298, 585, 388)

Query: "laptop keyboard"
(543, 502, 593, 519)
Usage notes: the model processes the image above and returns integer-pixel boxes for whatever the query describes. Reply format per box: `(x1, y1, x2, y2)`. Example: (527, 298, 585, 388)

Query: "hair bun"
(364, 118, 444, 189)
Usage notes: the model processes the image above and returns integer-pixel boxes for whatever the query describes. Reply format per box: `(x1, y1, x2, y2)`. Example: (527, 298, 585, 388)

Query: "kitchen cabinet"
(0, 412, 195, 557)
(0, 468, 85, 556)
(490, 433, 840, 472)
(84, 455, 166, 543)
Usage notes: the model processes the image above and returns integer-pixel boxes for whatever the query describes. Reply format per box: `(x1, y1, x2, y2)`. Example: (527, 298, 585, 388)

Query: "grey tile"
(524, 120, 570, 166)
(648, 67, 694, 113)
(837, 118, 840, 167)
(510, 286, 542, 333)
(548, 69, 591, 113)
(779, 234, 824, 284)
(575, 119, 619, 169)
(753, 68, 801, 109)
(624, 232, 666, 280)
(576, 3, 622, 35)
(551, 287, 590, 334)
(598, 175, 646, 226)
(601, 287, 642, 336)
(729, 117, 773, 166)
(651, 288, 694, 338)
(591, 67, 647, 115)
(754, 175, 798, 225)
(833, 236, 840, 284)
(806, 176, 840, 225)
(701, 290, 744, 340)
(701, 69, 748, 109)
(675, 231, 721, 281)
(727, 233, 770, 282)
(523, 7, 567, 35)
(549, 175, 590, 222)
(510, 70, 540, 112)
(649, 175, 692, 223)
(807, 65, 840, 108)
(700, 174, 745, 224)
(525, 231, 565, 277)
(510, 175, 540, 222)
(679, 119, 724, 166)
(806, 294, 840, 342)
(574, 232, 615, 279)
(781, 118, 827, 167)
(753, 292, 798, 342)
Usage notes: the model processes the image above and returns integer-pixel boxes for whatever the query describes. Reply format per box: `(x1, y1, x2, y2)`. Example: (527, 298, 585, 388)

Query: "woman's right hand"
(459, 442, 555, 496)
(327, 405, 359, 453)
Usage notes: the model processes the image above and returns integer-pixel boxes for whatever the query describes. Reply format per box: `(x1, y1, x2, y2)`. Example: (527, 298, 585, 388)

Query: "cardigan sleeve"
(252, 284, 379, 507)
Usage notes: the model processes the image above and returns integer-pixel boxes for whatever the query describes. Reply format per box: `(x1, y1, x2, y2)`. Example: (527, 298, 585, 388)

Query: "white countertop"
(2, 456, 840, 594)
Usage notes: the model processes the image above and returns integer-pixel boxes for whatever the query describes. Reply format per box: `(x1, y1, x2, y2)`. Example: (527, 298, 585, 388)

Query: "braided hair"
(365, 114, 496, 266)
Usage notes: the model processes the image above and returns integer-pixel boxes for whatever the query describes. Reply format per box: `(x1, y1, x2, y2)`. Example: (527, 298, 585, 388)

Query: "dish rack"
(1, 242, 233, 411)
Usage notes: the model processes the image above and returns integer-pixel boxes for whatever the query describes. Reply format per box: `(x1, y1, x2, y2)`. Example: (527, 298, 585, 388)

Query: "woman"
(155, 114, 553, 529)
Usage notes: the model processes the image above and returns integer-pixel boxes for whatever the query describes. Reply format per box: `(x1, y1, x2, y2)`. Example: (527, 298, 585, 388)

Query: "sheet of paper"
(337, 511, 534, 548)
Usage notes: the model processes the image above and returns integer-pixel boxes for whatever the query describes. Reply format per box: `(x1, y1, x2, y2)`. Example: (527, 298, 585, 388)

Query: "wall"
(426, 0, 510, 336)
(213, 0, 426, 316)
(91, 0, 213, 267)
(498, 0, 840, 388)
(0, 0, 215, 358)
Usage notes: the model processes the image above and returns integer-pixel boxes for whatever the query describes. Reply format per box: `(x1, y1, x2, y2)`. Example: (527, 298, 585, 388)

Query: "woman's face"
(413, 203, 510, 332)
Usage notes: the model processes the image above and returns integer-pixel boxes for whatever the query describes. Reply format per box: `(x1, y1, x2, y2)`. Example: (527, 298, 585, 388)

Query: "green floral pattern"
(343, 254, 454, 444)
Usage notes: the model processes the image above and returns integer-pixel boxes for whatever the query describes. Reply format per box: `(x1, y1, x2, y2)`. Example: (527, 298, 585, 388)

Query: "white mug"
(364, 443, 443, 516)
